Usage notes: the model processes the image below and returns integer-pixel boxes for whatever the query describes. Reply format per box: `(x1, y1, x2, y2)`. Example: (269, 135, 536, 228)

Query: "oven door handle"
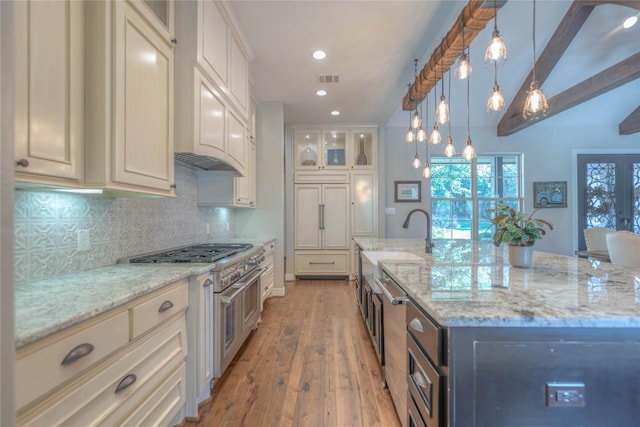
(220, 268, 265, 304)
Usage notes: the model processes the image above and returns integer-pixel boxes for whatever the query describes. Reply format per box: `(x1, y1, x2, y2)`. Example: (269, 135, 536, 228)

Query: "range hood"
(175, 152, 242, 176)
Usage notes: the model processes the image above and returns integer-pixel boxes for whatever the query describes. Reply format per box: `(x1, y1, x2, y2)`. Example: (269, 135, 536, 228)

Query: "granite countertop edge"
(354, 237, 640, 329)
(15, 238, 274, 349)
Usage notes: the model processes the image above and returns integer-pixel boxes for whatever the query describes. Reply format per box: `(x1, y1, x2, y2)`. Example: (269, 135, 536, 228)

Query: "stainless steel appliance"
(378, 270, 408, 427)
(126, 243, 264, 380)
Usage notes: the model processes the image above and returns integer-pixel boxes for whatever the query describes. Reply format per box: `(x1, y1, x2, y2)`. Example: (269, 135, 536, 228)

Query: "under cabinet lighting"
(54, 189, 104, 194)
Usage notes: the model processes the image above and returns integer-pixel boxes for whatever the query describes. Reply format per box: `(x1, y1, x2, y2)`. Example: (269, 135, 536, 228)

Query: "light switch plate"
(385, 207, 396, 215)
(77, 230, 90, 252)
(546, 382, 585, 407)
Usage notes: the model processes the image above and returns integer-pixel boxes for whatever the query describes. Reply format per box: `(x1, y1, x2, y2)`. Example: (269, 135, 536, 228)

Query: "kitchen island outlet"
(354, 238, 640, 427)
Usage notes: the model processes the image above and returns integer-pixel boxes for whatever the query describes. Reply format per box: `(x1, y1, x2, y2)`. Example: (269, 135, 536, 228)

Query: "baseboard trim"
(284, 273, 295, 281)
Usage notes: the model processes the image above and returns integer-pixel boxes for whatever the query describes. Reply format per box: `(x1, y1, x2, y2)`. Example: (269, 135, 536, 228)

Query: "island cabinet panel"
(448, 327, 640, 427)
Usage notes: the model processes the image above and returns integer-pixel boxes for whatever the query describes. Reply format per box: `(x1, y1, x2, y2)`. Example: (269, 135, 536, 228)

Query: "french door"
(577, 154, 640, 250)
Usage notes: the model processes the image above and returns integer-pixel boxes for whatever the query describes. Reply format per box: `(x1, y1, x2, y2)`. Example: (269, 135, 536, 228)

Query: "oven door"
(216, 267, 264, 378)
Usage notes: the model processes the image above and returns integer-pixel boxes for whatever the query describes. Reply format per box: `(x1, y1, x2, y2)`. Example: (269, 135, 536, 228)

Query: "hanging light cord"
(532, 0, 537, 82)
(448, 70, 452, 135)
(467, 48, 471, 139)
(440, 45, 445, 96)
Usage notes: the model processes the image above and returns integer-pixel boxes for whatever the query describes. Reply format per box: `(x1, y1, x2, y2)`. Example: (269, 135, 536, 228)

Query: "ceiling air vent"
(317, 75, 339, 84)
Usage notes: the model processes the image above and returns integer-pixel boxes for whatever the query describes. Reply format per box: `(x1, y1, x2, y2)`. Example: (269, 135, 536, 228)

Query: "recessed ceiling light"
(330, 110, 340, 116)
(623, 16, 638, 29)
(316, 89, 327, 96)
(312, 50, 326, 60)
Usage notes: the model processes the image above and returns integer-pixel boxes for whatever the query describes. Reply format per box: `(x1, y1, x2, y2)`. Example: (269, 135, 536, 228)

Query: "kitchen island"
(354, 238, 640, 427)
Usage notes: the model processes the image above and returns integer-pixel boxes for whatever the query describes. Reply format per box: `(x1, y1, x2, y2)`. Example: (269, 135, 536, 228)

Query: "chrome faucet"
(402, 208, 435, 253)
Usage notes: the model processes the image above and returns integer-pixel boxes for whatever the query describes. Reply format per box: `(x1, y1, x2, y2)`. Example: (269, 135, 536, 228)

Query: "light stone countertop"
(354, 238, 640, 329)
(15, 237, 276, 349)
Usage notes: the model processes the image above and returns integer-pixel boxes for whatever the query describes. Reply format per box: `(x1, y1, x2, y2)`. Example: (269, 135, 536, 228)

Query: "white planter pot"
(508, 245, 534, 268)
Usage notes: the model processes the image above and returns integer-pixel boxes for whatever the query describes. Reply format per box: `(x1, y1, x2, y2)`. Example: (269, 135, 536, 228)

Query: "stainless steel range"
(125, 242, 264, 402)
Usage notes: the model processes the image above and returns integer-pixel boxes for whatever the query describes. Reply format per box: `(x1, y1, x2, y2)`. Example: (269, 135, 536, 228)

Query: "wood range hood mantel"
(403, 0, 640, 136)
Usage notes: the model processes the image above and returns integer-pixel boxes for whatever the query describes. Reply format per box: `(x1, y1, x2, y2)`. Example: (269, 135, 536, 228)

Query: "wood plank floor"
(189, 279, 402, 427)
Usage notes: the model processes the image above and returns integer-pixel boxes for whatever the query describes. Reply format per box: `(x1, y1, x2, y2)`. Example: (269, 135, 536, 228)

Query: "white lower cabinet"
(260, 241, 276, 309)
(16, 280, 189, 426)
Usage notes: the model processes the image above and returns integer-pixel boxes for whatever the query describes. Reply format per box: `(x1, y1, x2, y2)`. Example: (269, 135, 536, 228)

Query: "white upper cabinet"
(85, 0, 175, 197)
(294, 127, 378, 171)
(195, 0, 249, 119)
(14, 0, 84, 185)
(175, 0, 251, 175)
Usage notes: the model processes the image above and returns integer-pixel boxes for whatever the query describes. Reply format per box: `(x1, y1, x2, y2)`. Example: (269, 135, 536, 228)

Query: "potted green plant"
(487, 203, 553, 267)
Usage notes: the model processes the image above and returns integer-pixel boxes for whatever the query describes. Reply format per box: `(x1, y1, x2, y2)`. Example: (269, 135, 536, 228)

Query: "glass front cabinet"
(294, 127, 377, 170)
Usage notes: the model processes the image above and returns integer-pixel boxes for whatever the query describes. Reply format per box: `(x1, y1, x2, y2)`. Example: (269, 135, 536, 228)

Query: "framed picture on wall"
(533, 181, 567, 208)
(394, 181, 421, 202)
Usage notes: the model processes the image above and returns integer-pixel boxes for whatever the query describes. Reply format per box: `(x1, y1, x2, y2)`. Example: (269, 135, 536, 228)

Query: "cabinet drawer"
(131, 279, 188, 338)
(16, 310, 129, 410)
(18, 317, 187, 426)
(294, 172, 349, 183)
(408, 334, 443, 427)
(295, 252, 349, 275)
(408, 391, 427, 427)
(407, 300, 443, 366)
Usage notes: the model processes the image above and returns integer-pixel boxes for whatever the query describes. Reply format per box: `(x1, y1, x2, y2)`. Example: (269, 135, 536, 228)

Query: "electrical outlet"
(385, 207, 396, 215)
(205, 223, 211, 235)
(546, 382, 585, 407)
(77, 230, 90, 252)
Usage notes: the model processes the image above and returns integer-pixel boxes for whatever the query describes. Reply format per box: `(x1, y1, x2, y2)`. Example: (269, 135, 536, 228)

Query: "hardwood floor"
(190, 279, 402, 427)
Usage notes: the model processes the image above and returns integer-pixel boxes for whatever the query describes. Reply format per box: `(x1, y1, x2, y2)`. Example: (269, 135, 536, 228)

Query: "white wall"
(236, 102, 286, 295)
(383, 121, 640, 256)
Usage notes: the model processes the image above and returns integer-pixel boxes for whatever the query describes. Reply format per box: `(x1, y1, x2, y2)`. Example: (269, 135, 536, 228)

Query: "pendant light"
(422, 97, 432, 178)
(523, 0, 548, 119)
(487, 61, 505, 113)
(444, 71, 456, 158)
(429, 89, 442, 145)
(417, 95, 427, 142)
(462, 53, 476, 161)
(405, 84, 416, 143)
(485, 0, 506, 64)
(455, 18, 472, 80)
(411, 60, 422, 129)
(436, 46, 450, 125)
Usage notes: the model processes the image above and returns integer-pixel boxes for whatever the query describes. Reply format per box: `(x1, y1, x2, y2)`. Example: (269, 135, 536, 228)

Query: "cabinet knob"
(170, 184, 177, 189)
(16, 159, 29, 167)
(171, 38, 178, 45)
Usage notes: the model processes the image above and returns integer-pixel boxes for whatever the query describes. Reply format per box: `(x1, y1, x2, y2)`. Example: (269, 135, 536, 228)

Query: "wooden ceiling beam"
(498, 0, 640, 136)
(499, 51, 640, 135)
(497, 1, 594, 136)
(402, 0, 505, 111)
(619, 106, 640, 135)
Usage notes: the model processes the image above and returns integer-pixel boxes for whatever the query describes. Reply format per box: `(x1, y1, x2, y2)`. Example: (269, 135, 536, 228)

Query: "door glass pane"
(585, 162, 616, 228)
(323, 131, 346, 167)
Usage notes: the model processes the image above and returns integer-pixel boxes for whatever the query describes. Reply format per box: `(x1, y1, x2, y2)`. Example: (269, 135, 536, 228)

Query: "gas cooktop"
(127, 243, 253, 263)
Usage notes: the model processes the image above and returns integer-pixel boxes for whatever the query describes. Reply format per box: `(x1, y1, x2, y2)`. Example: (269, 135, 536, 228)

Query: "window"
(431, 155, 522, 241)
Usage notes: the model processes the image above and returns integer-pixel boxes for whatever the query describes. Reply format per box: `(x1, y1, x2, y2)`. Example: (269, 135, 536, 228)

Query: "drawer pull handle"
(203, 279, 213, 288)
(115, 373, 137, 393)
(61, 343, 94, 365)
(158, 300, 174, 313)
(16, 159, 29, 167)
(409, 318, 425, 333)
(309, 261, 335, 265)
(412, 370, 428, 389)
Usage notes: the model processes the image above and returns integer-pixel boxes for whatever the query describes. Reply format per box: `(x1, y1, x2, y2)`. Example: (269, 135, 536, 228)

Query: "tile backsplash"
(14, 164, 235, 284)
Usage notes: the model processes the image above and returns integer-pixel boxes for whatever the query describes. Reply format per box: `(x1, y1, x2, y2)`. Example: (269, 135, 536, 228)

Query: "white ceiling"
(229, 0, 640, 129)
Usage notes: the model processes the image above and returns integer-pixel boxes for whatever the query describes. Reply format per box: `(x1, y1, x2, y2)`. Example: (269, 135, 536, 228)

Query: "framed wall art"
(533, 181, 567, 208)
(394, 181, 421, 203)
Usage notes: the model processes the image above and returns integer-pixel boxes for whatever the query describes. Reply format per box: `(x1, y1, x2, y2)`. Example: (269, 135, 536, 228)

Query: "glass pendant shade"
(412, 153, 421, 169)
(487, 83, 505, 112)
(300, 144, 317, 166)
(429, 124, 442, 145)
(485, 30, 507, 64)
(406, 127, 415, 143)
(437, 96, 449, 125)
(462, 137, 476, 161)
(417, 127, 427, 142)
(455, 53, 472, 80)
(412, 111, 421, 129)
(422, 162, 432, 179)
(523, 80, 548, 119)
(444, 136, 456, 158)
